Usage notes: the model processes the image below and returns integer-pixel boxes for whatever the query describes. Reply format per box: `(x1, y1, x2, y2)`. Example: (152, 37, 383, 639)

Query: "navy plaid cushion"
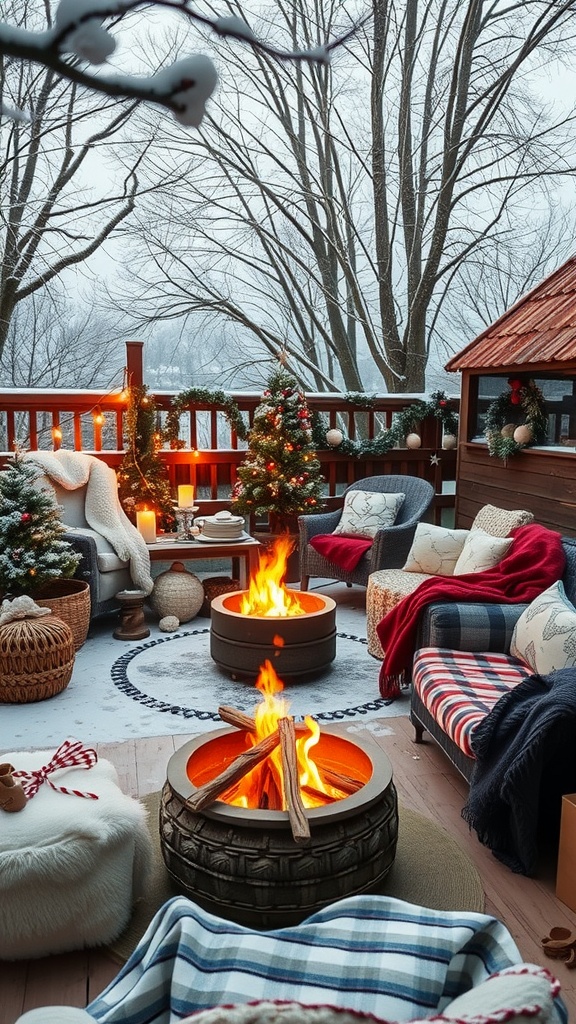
(417, 602, 528, 653)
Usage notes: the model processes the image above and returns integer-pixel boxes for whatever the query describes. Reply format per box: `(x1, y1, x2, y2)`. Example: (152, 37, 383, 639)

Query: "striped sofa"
(410, 535, 576, 781)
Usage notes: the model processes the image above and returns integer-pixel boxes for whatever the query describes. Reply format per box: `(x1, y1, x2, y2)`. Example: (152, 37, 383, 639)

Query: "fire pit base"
(159, 727, 398, 930)
(210, 590, 337, 681)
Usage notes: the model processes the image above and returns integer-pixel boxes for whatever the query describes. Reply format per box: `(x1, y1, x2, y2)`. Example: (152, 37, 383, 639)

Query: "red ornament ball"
(20, 513, 32, 522)
(510, 392, 522, 406)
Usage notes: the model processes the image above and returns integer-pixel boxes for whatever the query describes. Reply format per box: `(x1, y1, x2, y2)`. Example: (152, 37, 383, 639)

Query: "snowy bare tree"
(111, 0, 576, 393)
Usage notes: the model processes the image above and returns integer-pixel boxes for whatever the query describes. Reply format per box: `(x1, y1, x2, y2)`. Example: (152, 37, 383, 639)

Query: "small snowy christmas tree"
(231, 368, 325, 522)
(0, 451, 81, 597)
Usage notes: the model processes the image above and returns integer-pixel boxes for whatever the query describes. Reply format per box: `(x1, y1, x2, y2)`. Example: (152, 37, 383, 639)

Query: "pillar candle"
(136, 509, 156, 543)
(178, 485, 195, 508)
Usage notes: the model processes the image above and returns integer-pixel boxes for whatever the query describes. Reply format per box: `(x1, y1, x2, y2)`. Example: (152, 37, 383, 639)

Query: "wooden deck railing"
(0, 344, 460, 525)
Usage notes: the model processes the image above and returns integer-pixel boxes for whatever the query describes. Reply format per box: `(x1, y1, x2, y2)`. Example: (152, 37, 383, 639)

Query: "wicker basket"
(0, 614, 75, 703)
(34, 578, 91, 651)
(199, 576, 241, 617)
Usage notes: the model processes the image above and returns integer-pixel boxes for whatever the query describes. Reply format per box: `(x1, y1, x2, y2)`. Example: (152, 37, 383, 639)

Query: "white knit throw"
(24, 450, 153, 595)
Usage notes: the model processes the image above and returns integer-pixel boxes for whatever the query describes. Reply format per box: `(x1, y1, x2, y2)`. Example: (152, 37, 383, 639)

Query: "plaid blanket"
(88, 894, 538, 1024)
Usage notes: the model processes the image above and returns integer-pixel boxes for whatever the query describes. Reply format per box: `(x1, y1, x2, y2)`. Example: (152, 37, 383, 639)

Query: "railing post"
(125, 340, 144, 387)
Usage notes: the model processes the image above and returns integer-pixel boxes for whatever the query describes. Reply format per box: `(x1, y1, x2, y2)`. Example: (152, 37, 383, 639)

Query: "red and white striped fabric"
(412, 649, 532, 758)
(13, 738, 99, 800)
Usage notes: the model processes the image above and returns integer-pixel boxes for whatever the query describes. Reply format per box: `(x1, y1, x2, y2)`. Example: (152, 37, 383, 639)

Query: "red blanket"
(376, 523, 566, 700)
(309, 534, 373, 572)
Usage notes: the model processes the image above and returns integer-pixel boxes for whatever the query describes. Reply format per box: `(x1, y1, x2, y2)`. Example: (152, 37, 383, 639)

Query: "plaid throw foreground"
(88, 894, 531, 1024)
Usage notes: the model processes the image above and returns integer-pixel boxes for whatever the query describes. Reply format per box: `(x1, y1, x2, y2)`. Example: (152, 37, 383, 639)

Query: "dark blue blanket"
(462, 667, 576, 875)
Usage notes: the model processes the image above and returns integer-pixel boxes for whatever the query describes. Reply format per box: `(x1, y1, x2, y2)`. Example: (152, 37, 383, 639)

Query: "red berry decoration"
(20, 512, 32, 522)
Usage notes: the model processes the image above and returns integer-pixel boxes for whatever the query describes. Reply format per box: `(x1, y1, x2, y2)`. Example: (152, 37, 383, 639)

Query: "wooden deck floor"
(2, 718, 576, 1023)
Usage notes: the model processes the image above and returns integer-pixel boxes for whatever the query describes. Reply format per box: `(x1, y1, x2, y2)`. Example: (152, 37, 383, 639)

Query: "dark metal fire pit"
(210, 590, 337, 680)
(160, 726, 398, 929)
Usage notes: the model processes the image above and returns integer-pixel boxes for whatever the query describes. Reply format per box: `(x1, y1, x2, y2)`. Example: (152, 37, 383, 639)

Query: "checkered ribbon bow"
(13, 739, 99, 800)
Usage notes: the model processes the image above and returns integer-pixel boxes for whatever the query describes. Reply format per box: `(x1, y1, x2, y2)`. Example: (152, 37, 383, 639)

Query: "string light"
(93, 406, 105, 426)
(51, 426, 62, 443)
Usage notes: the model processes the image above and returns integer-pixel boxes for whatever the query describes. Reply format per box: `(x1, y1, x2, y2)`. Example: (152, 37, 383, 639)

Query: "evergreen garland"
(0, 450, 81, 597)
(484, 378, 548, 461)
(310, 391, 459, 456)
(163, 387, 248, 448)
(117, 385, 176, 530)
(231, 368, 325, 518)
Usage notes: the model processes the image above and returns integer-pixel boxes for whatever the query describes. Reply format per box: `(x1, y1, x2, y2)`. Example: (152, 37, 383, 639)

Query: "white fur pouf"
(0, 745, 153, 959)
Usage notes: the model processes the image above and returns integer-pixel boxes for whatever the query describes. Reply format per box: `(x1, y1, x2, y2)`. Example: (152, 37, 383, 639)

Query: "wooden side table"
(113, 589, 150, 641)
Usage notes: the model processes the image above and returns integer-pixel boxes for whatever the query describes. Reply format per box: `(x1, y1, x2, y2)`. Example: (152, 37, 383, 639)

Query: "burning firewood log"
(218, 704, 363, 795)
(185, 730, 280, 812)
(278, 717, 311, 843)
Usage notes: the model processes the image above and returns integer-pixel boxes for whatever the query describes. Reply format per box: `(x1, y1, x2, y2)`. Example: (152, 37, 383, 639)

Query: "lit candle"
(178, 484, 195, 508)
(136, 509, 156, 544)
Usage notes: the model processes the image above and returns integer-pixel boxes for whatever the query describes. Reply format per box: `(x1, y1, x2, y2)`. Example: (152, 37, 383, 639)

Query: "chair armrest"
(298, 510, 342, 543)
(62, 530, 98, 610)
(416, 601, 528, 654)
(371, 522, 419, 570)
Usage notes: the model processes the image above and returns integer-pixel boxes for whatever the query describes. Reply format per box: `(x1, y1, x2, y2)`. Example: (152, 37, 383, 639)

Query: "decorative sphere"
(442, 434, 457, 450)
(513, 424, 533, 445)
(326, 428, 343, 447)
(406, 432, 421, 449)
(151, 561, 204, 623)
(500, 423, 516, 438)
(159, 615, 180, 632)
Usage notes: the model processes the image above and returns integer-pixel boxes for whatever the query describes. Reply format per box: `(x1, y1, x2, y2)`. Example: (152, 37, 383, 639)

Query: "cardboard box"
(556, 793, 576, 912)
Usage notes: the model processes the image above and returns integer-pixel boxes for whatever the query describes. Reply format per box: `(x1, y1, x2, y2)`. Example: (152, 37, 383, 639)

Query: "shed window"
(473, 375, 576, 447)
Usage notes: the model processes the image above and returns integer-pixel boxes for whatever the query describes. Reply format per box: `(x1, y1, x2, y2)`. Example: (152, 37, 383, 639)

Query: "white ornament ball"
(326, 428, 343, 447)
(442, 434, 457, 450)
(500, 422, 516, 439)
(406, 433, 421, 449)
(159, 615, 180, 633)
(513, 424, 533, 445)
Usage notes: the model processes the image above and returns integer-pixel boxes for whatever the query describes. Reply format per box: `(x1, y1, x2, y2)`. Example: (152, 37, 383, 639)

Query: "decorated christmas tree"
(117, 384, 176, 531)
(231, 368, 325, 522)
(0, 450, 81, 597)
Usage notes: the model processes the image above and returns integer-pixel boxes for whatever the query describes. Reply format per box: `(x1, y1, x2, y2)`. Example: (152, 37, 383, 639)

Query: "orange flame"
(223, 660, 339, 809)
(239, 535, 305, 616)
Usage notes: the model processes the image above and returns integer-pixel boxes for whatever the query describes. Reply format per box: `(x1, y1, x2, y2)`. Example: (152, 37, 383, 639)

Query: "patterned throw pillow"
(333, 490, 405, 539)
(402, 523, 469, 575)
(453, 530, 513, 575)
(470, 504, 534, 538)
(510, 580, 576, 675)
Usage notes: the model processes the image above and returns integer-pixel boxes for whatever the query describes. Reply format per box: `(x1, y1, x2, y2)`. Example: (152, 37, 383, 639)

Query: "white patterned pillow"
(509, 580, 576, 676)
(453, 530, 513, 575)
(333, 490, 405, 539)
(402, 523, 469, 575)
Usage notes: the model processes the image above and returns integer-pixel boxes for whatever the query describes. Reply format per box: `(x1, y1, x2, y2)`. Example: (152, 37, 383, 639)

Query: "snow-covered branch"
(0, 0, 367, 125)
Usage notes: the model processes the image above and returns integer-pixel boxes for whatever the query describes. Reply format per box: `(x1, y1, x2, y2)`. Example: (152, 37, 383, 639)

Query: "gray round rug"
(111, 628, 410, 727)
(106, 791, 484, 964)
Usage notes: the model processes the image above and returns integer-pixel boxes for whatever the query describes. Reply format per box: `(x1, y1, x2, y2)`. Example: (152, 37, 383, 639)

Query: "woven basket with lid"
(0, 613, 75, 703)
(151, 561, 204, 623)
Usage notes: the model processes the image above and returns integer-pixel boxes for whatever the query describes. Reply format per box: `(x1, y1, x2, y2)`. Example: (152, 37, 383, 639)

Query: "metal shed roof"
(445, 254, 576, 371)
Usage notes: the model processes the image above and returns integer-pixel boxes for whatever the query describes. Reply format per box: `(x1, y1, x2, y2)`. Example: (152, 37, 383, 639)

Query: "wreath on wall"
(310, 390, 459, 457)
(484, 378, 548, 461)
(162, 387, 248, 448)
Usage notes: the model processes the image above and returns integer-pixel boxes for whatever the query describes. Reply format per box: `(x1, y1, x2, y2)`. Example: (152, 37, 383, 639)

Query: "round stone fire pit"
(160, 726, 398, 929)
(210, 590, 337, 680)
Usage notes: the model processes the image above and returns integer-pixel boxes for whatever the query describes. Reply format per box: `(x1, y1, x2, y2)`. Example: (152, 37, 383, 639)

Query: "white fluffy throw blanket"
(25, 450, 154, 595)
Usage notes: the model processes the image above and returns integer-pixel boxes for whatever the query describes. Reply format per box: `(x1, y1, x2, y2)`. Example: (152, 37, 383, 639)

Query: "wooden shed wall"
(454, 368, 576, 536)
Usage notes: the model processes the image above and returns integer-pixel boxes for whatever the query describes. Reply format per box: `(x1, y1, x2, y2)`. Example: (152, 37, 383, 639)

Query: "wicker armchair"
(298, 475, 434, 590)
